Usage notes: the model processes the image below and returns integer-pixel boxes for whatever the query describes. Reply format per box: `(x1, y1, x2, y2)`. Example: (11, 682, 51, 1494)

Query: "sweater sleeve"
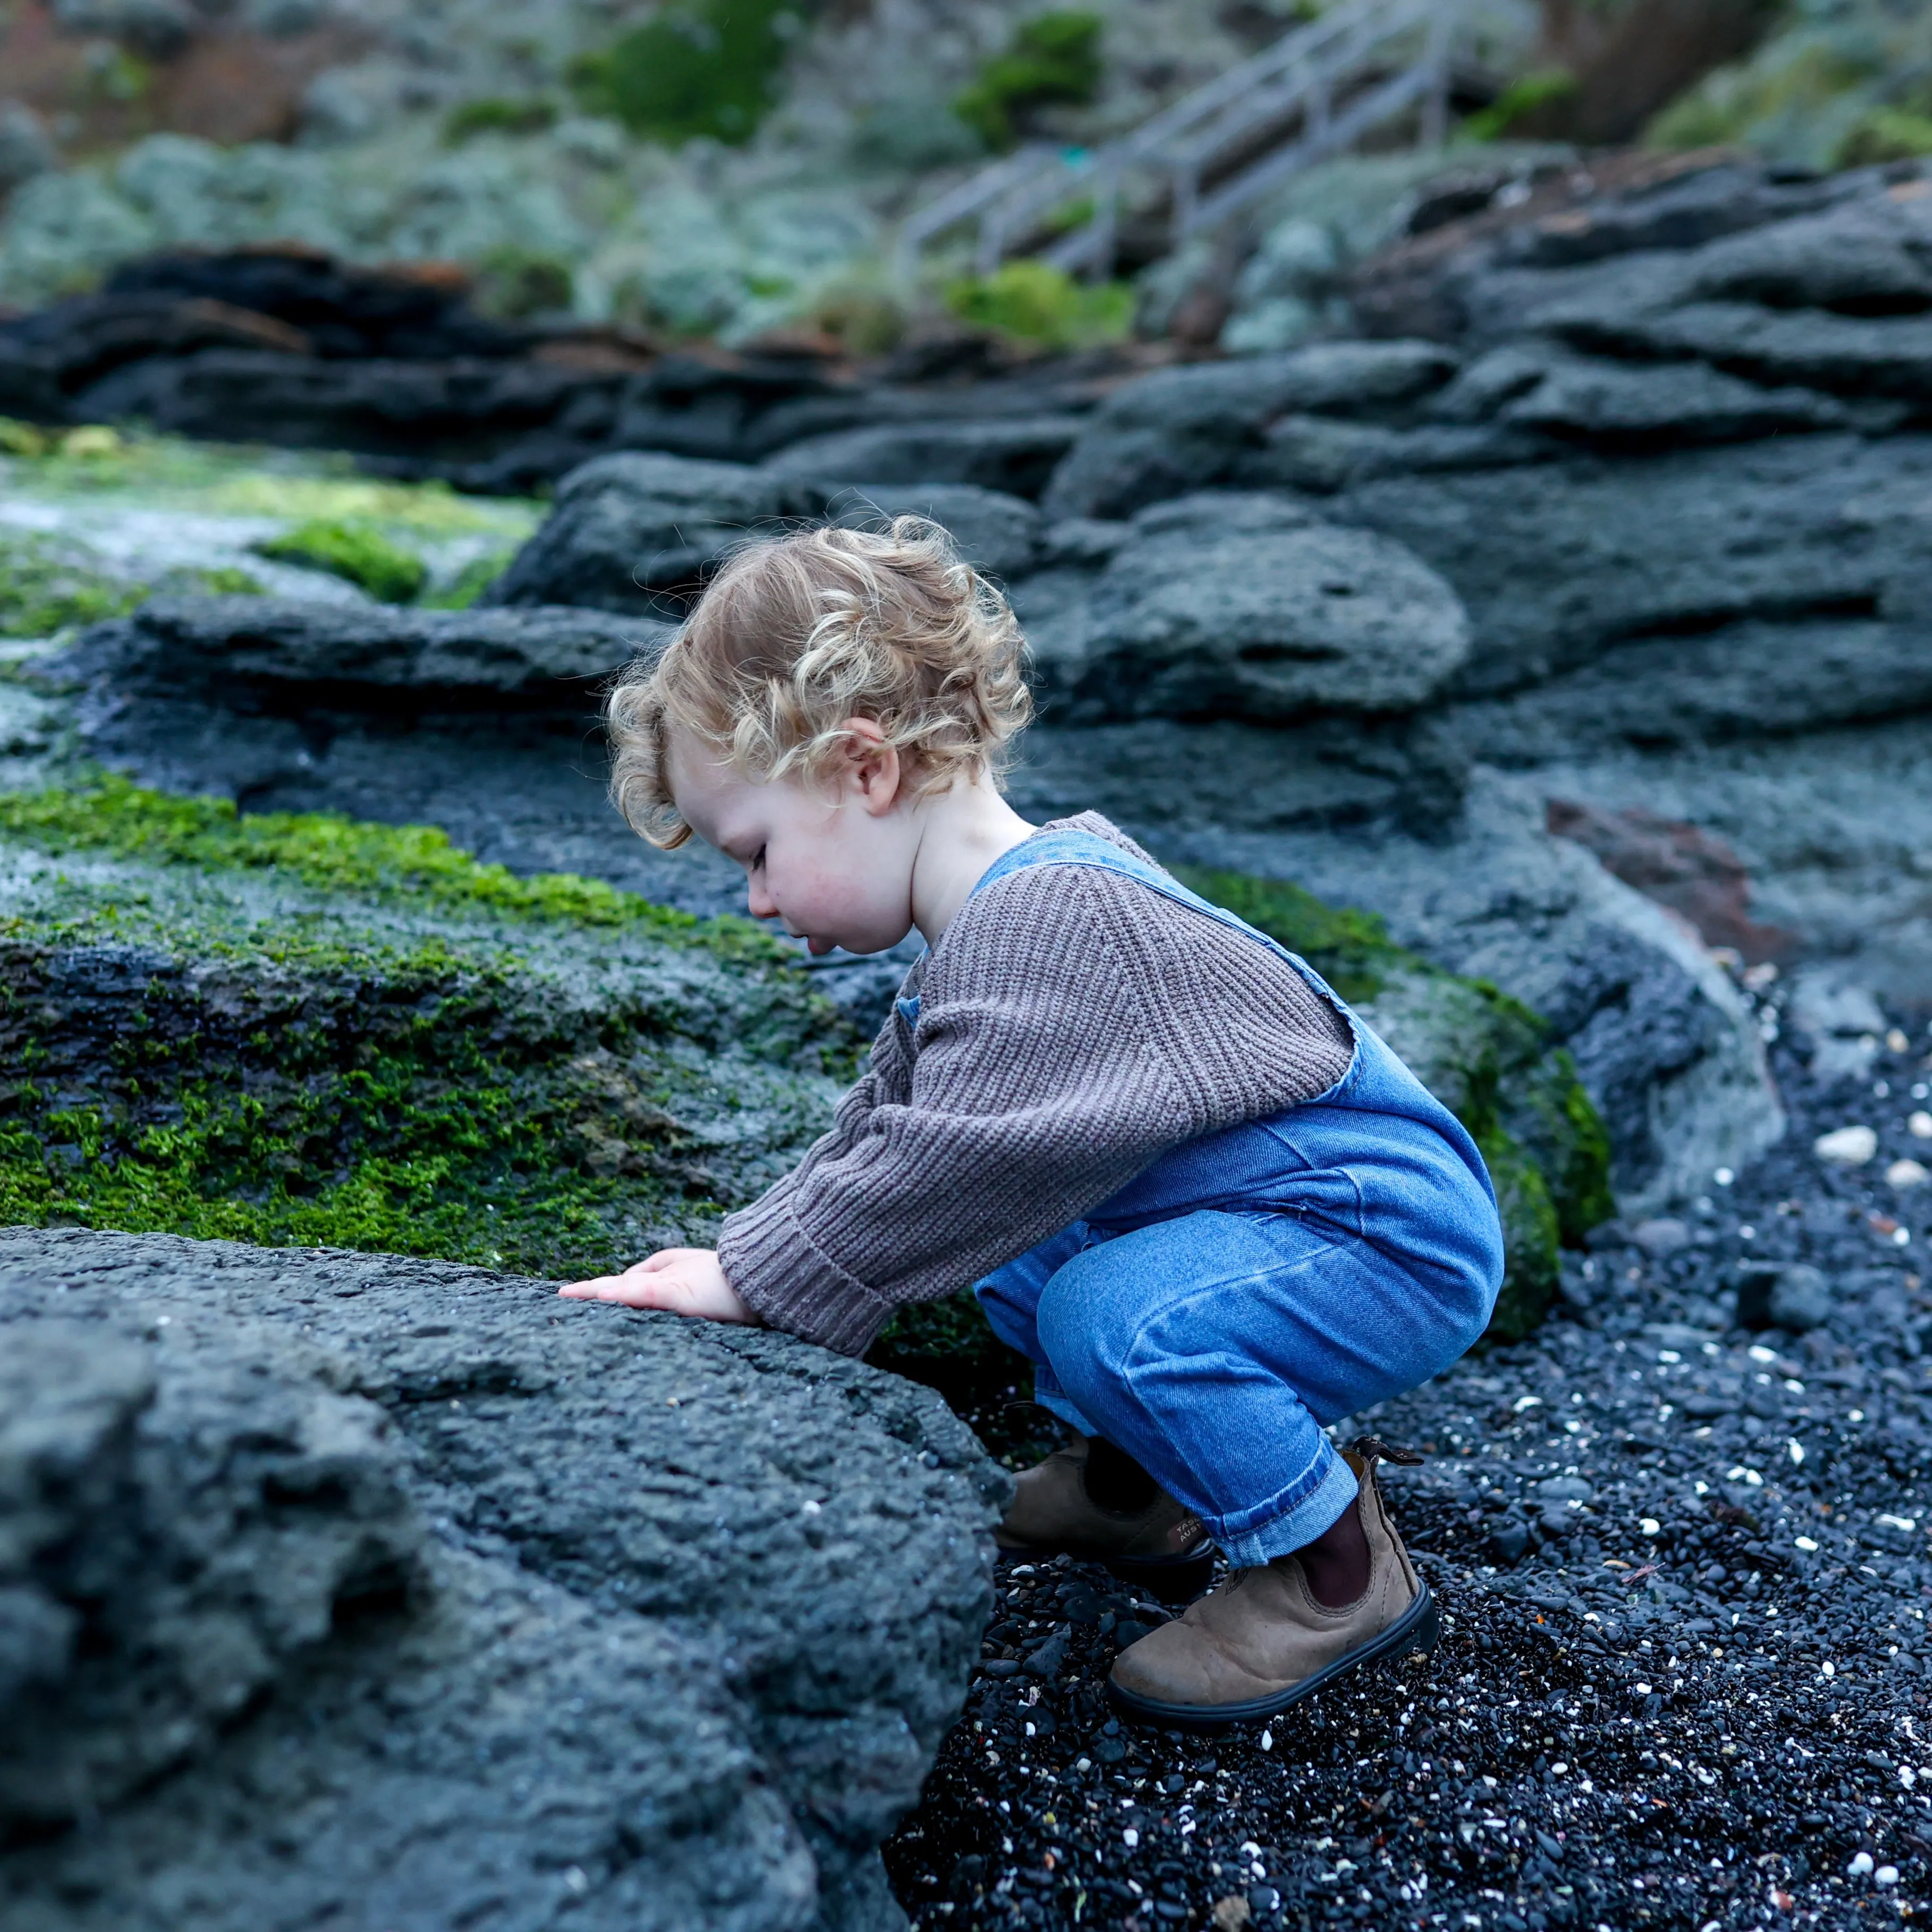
(718, 864, 1192, 1354)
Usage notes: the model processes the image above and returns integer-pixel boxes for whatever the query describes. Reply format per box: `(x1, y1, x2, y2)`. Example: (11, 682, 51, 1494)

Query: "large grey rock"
(486, 452, 1042, 616)
(1325, 434, 1932, 696)
(54, 596, 662, 710)
(1026, 492, 1470, 724)
(0, 1227, 1007, 1932)
(762, 418, 1084, 500)
(1040, 340, 1459, 520)
(482, 452, 829, 618)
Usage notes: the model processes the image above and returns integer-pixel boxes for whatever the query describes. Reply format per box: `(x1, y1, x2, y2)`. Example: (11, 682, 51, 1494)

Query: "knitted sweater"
(717, 813, 1354, 1355)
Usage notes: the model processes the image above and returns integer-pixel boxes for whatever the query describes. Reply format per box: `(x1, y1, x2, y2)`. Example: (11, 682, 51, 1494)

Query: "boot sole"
(996, 1539, 1217, 1604)
(1105, 1580, 1441, 1734)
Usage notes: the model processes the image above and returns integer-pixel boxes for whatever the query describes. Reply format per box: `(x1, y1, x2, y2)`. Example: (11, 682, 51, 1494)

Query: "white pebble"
(1259, 1728, 1273, 1752)
(1878, 1866, 1900, 1887)
(1889, 1158, 1929, 1190)
(1123, 1828, 1140, 1848)
(1816, 1125, 1878, 1165)
(1849, 1850, 1874, 1877)
(1641, 1518, 1660, 1535)
(1788, 1440, 1805, 1465)
(1911, 1111, 1932, 1140)
(1794, 1536, 1819, 1551)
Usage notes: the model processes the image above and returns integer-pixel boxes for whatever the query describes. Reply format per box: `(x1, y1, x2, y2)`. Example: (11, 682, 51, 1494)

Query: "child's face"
(666, 725, 919, 957)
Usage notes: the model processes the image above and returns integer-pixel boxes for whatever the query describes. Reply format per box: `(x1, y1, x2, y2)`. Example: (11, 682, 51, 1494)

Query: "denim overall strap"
(959, 827, 1503, 1301)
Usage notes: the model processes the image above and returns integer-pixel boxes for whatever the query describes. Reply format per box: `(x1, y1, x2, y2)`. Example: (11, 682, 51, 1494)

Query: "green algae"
(0, 781, 857, 1280)
(0, 775, 798, 965)
(0, 532, 146, 639)
(255, 519, 429, 605)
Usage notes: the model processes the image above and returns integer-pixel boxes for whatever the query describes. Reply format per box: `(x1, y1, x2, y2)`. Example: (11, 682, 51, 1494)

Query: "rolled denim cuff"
(1029, 1363, 1102, 1441)
(1209, 1440, 1360, 1569)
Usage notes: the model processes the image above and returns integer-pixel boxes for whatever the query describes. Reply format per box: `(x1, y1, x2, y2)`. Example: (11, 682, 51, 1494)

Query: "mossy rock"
(0, 777, 858, 1278)
(254, 520, 427, 605)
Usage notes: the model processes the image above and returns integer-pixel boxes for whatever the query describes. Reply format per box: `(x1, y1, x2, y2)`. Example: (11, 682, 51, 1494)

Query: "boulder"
(0, 1228, 1007, 1932)
(484, 452, 1043, 615)
(482, 451, 829, 617)
(55, 595, 659, 712)
(1327, 433, 1932, 697)
(762, 417, 1085, 499)
(1025, 492, 1470, 724)
(1039, 340, 1460, 520)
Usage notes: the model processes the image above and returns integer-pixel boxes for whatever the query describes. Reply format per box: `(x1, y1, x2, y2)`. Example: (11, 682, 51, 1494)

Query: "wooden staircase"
(898, 0, 1464, 281)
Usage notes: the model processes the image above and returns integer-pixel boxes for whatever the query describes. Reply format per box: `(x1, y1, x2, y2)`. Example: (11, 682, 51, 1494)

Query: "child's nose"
(746, 880, 777, 920)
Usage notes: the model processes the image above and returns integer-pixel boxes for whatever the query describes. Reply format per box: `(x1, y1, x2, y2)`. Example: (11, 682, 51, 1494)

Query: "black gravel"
(886, 986, 1932, 1929)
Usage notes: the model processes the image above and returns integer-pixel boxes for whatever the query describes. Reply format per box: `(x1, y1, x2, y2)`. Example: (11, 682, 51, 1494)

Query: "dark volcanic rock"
(56, 595, 661, 712)
(0, 1227, 1008, 1932)
(1023, 492, 1470, 723)
(483, 453, 1044, 616)
(762, 417, 1085, 499)
(1040, 339, 1460, 521)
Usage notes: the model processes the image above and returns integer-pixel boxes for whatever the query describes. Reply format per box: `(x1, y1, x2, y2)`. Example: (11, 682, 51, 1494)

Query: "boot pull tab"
(1349, 1436, 1424, 1468)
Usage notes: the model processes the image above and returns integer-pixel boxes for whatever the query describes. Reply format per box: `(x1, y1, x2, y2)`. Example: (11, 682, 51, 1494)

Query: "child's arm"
(558, 1248, 761, 1324)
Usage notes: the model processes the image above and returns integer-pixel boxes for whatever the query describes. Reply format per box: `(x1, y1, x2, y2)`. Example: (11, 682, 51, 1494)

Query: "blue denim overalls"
(959, 826, 1505, 1564)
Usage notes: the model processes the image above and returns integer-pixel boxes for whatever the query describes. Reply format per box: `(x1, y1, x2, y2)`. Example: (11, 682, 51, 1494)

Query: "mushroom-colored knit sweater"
(718, 813, 1353, 1356)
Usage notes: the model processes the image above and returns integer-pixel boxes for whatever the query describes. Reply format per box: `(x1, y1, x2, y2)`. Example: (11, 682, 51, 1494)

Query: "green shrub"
(1463, 67, 1577, 142)
(569, 0, 803, 146)
(955, 10, 1104, 151)
(441, 96, 560, 145)
(471, 247, 576, 320)
(944, 260, 1133, 348)
(253, 519, 427, 605)
(1837, 104, 1932, 166)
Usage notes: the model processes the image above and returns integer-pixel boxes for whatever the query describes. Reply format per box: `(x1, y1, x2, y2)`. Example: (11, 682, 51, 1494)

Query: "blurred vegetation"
(441, 97, 560, 146)
(955, 11, 1104, 151)
(471, 246, 576, 320)
(253, 520, 427, 605)
(569, 0, 806, 146)
(1465, 68, 1578, 142)
(945, 261, 1132, 348)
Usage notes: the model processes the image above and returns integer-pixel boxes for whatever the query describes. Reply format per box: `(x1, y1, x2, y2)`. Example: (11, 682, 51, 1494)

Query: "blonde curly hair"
(605, 517, 1033, 849)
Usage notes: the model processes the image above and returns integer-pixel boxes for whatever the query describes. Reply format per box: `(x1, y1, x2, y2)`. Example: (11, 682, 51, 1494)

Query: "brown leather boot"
(1106, 1440, 1438, 1730)
(996, 1435, 1214, 1599)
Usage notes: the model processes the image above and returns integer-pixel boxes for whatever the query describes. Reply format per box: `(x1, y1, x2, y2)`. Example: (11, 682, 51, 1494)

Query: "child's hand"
(557, 1248, 760, 1325)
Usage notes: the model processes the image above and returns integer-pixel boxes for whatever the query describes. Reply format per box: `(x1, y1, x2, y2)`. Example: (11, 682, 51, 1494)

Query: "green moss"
(1463, 67, 1576, 142)
(177, 565, 266, 598)
(420, 551, 515, 610)
(253, 519, 427, 605)
(0, 776, 800, 967)
(442, 97, 560, 145)
(1837, 104, 1932, 166)
(945, 262, 1133, 350)
(0, 418, 51, 459)
(1475, 1129, 1559, 1342)
(569, 0, 804, 146)
(0, 532, 145, 639)
(0, 782, 858, 1280)
(954, 11, 1104, 151)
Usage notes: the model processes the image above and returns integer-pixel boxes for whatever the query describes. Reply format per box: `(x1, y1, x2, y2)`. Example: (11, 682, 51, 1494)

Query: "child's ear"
(838, 719, 902, 816)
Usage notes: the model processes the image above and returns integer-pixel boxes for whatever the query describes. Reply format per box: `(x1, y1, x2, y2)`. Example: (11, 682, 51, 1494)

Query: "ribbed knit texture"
(718, 814, 1353, 1355)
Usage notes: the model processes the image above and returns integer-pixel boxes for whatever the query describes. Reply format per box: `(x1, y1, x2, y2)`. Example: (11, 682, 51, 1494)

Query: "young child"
(562, 517, 1505, 1729)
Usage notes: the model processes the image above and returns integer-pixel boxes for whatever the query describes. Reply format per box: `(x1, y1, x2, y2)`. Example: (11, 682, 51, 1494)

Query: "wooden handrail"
(897, 0, 1460, 282)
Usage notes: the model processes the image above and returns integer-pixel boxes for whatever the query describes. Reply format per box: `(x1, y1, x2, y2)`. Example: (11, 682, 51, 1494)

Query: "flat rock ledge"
(0, 1227, 1011, 1932)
